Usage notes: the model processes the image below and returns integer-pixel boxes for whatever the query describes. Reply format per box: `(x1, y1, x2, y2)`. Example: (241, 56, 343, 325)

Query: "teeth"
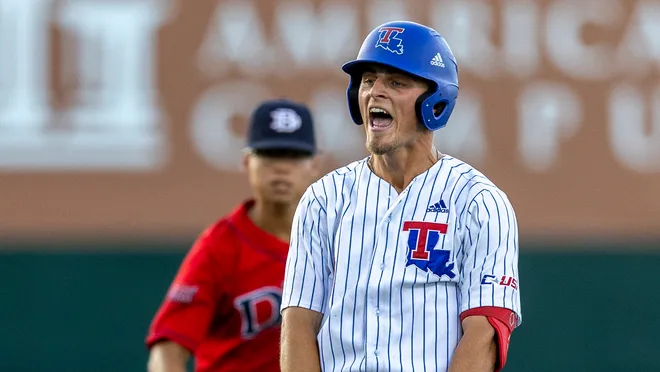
(369, 107, 390, 115)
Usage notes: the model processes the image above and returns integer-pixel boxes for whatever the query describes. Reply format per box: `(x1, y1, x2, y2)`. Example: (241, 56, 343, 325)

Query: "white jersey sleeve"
(459, 187, 522, 325)
(281, 186, 330, 314)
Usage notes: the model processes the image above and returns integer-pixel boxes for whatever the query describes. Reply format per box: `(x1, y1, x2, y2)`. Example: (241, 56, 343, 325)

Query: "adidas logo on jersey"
(430, 53, 445, 67)
(427, 200, 449, 213)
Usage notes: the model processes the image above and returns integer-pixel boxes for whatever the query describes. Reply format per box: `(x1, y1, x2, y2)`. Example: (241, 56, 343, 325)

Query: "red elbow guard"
(460, 307, 517, 371)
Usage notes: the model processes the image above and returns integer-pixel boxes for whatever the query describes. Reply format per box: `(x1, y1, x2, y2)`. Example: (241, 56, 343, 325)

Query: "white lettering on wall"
(518, 82, 583, 172)
(2, 0, 658, 174)
(0, 0, 53, 132)
(274, 2, 358, 73)
(609, 84, 660, 173)
(366, 0, 409, 30)
(0, 0, 169, 170)
(431, 0, 500, 79)
(616, 0, 660, 79)
(433, 91, 486, 164)
(197, 1, 271, 77)
(190, 82, 273, 171)
(58, 0, 163, 132)
(502, 0, 540, 78)
(430, 0, 541, 79)
(310, 87, 367, 165)
(546, 0, 621, 80)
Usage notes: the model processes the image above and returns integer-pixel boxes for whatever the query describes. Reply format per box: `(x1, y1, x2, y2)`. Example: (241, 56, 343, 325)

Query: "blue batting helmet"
(341, 21, 459, 131)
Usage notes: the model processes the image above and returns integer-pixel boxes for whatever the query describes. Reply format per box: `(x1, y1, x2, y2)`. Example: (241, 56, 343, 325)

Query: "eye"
(390, 80, 404, 88)
(362, 77, 374, 86)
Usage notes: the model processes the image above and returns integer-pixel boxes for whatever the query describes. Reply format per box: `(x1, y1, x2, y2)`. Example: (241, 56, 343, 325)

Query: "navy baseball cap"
(246, 99, 317, 155)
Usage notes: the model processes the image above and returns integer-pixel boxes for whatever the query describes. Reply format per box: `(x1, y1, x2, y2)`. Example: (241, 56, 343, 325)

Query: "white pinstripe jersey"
(281, 155, 522, 372)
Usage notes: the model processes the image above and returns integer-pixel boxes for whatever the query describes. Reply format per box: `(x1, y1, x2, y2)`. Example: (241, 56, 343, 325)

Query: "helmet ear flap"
(416, 83, 458, 131)
(346, 75, 363, 125)
(415, 89, 435, 129)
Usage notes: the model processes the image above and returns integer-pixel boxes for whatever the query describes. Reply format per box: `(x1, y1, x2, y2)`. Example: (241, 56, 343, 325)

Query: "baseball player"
(146, 99, 321, 372)
(280, 21, 522, 372)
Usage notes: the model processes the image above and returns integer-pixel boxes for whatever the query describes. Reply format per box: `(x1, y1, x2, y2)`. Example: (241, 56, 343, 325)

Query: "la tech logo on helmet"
(375, 26, 405, 55)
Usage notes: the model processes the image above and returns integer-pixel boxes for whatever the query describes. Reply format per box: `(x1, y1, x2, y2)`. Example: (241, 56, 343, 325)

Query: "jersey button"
(374, 349, 379, 356)
(375, 308, 380, 316)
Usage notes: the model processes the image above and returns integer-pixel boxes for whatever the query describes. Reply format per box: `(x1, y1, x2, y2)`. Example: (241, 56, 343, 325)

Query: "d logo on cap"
(270, 108, 302, 133)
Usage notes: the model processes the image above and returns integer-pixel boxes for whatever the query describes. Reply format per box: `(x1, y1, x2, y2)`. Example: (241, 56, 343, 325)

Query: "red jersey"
(146, 200, 288, 372)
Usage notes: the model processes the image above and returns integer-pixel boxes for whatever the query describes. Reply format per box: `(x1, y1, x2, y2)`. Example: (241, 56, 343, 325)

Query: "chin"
(368, 146, 389, 156)
(366, 139, 397, 155)
(266, 194, 295, 205)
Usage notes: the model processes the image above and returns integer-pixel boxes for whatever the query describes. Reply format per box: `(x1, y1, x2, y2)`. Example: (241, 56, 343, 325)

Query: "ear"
(240, 149, 251, 172)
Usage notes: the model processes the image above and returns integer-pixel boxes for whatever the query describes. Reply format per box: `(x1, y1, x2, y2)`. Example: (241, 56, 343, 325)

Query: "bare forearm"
(448, 317, 497, 372)
(448, 336, 497, 371)
(280, 307, 323, 372)
(280, 327, 321, 372)
(147, 362, 187, 372)
(147, 341, 190, 372)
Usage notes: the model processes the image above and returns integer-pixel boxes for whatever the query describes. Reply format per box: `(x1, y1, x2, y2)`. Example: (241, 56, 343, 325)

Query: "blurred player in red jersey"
(145, 99, 321, 372)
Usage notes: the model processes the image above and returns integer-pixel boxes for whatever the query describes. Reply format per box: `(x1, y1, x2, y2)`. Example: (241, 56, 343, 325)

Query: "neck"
(248, 199, 295, 242)
(370, 138, 441, 193)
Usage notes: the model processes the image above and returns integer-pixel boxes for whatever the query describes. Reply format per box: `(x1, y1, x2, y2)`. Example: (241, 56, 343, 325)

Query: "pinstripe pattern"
(281, 155, 522, 371)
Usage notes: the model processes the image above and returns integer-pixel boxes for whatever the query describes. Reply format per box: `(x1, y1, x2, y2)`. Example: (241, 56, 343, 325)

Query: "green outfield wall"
(1, 244, 658, 372)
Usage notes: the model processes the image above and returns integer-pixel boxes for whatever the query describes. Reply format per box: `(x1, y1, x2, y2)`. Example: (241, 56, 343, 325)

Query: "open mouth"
(369, 107, 393, 131)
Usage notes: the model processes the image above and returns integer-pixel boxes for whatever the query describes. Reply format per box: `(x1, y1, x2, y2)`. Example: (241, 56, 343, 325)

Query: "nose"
(369, 78, 388, 99)
(271, 159, 292, 175)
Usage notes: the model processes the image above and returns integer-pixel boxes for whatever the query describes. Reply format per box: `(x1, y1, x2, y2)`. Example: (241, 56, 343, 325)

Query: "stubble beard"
(366, 134, 400, 155)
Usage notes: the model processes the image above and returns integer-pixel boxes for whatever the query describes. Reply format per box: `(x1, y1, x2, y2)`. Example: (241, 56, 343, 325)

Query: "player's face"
(245, 149, 319, 205)
(357, 66, 430, 155)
